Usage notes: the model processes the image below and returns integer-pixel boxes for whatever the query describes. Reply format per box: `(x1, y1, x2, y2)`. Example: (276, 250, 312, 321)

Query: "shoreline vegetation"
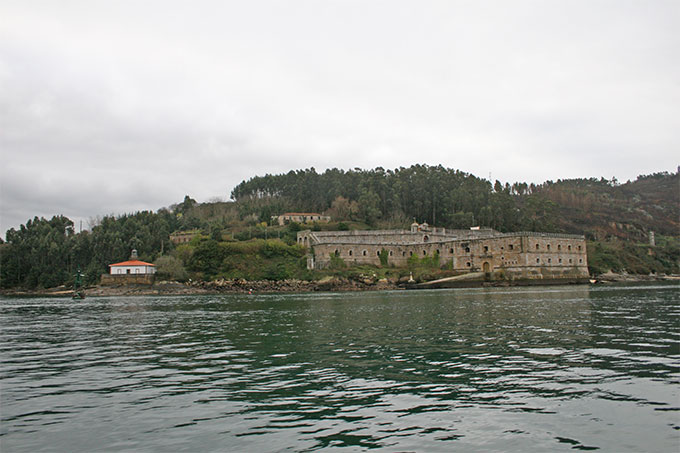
(2, 272, 678, 298)
(2, 166, 678, 294)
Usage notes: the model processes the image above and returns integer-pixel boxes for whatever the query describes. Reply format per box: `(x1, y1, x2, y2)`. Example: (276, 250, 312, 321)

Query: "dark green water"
(1, 284, 678, 452)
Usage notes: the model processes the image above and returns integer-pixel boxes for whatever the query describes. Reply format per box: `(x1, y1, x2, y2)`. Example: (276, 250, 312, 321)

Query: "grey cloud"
(1, 0, 678, 237)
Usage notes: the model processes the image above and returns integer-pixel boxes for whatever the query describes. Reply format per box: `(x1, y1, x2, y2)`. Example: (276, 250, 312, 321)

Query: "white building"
(109, 259, 156, 275)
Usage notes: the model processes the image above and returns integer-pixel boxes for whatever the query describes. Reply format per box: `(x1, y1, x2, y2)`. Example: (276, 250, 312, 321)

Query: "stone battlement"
(297, 225, 589, 279)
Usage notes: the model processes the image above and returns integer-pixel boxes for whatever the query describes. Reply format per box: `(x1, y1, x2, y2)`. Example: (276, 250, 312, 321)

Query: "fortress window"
(449, 248, 454, 254)
(349, 250, 353, 256)
(334, 249, 339, 256)
(509, 244, 514, 250)
(377, 251, 380, 256)
(536, 244, 540, 250)
(558, 244, 562, 251)
(569, 258, 573, 264)
(436, 249, 440, 256)
(568, 245, 572, 251)
(547, 244, 551, 251)
(465, 247, 470, 253)
(536, 258, 540, 263)
(484, 246, 489, 253)
(410, 251, 413, 256)
(423, 235, 429, 242)
(423, 250, 427, 256)
(389, 250, 393, 256)
(578, 245, 582, 251)
(402, 251, 406, 256)
(362, 250, 367, 256)
(548, 258, 552, 263)
(559, 258, 562, 263)
(466, 262, 471, 267)
(579, 258, 583, 263)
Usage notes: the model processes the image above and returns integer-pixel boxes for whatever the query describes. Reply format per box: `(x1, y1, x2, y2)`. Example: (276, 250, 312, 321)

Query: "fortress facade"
(298, 222, 589, 281)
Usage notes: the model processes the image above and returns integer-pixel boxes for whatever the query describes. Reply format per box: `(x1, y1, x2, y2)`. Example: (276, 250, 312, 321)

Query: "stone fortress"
(298, 222, 589, 281)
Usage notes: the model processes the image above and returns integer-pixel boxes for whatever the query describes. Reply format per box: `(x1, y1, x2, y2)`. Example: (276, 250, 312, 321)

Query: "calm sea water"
(1, 284, 678, 452)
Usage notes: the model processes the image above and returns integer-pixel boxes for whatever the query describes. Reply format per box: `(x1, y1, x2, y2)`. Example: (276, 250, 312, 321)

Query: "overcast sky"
(1, 0, 678, 237)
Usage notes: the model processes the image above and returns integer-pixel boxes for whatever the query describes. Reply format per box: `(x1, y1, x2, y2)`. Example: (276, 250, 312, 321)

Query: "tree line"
(231, 165, 564, 232)
(1, 165, 677, 288)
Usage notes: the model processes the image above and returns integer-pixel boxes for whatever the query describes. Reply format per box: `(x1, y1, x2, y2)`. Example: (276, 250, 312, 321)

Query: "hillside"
(232, 166, 679, 241)
(1, 166, 678, 289)
(532, 172, 679, 240)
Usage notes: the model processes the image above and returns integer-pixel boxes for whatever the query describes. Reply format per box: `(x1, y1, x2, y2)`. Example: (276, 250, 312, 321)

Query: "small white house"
(109, 259, 156, 275)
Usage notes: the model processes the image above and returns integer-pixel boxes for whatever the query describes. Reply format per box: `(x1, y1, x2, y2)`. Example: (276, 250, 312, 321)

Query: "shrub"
(379, 248, 389, 267)
(155, 255, 189, 281)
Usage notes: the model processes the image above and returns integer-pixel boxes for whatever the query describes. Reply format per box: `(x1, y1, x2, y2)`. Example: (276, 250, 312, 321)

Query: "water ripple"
(1, 284, 678, 451)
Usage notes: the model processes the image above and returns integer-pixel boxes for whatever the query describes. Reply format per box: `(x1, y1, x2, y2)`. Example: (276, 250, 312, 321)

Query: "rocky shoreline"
(0, 276, 400, 297)
(2, 272, 677, 298)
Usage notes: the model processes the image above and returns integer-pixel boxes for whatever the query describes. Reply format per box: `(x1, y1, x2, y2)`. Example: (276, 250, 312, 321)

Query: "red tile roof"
(109, 260, 155, 267)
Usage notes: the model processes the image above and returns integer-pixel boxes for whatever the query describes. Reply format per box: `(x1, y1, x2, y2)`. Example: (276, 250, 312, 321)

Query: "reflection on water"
(1, 284, 678, 451)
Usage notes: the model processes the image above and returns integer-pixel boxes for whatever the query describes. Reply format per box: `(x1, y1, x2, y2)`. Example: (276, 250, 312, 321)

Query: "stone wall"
(299, 228, 589, 279)
(100, 274, 155, 286)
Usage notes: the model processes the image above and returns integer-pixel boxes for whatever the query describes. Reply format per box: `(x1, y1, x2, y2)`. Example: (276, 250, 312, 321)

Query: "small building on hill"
(273, 213, 331, 226)
(101, 250, 156, 286)
(109, 259, 156, 275)
(170, 230, 200, 244)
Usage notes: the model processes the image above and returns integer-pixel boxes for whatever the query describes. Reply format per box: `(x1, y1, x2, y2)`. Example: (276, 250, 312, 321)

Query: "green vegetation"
(587, 235, 680, 276)
(1, 166, 678, 289)
(154, 255, 189, 282)
(379, 248, 389, 267)
(187, 238, 308, 281)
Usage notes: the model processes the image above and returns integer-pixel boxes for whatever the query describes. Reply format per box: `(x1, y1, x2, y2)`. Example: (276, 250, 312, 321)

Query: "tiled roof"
(110, 260, 155, 267)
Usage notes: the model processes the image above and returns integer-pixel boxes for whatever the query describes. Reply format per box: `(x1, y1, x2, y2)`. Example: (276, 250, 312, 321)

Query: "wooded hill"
(1, 165, 678, 289)
(232, 166, 679, 241)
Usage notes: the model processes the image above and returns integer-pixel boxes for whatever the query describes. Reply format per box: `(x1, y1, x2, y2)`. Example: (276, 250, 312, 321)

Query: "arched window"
(547, 244, 551, 251)
(465, 247, 470, 253)
(334, 249, 339, 256)
(389, 250, 393, 256)
(484, 246, 489, 253)
(349, 250, 353, 256)
(536, 244, 540, 250)
(568, 245, 572, 251)
(423, 250, 427, 256)
(449, 248, 454, 254)
(536, 258, 540, 263)
(362, 250, 367, 256)
(509, 244, 514, 250)
(423, 235, 429, 242)
(466, 262, 471, 267)
(377, 251, 380, 256)
(557, 244, 561, 251)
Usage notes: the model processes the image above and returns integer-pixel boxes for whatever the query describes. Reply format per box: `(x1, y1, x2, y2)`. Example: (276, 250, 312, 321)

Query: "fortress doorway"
(482, 262, 491, 273)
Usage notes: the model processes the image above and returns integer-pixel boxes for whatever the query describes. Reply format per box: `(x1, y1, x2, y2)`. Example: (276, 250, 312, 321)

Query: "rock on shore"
(1, 277, 400, 297)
